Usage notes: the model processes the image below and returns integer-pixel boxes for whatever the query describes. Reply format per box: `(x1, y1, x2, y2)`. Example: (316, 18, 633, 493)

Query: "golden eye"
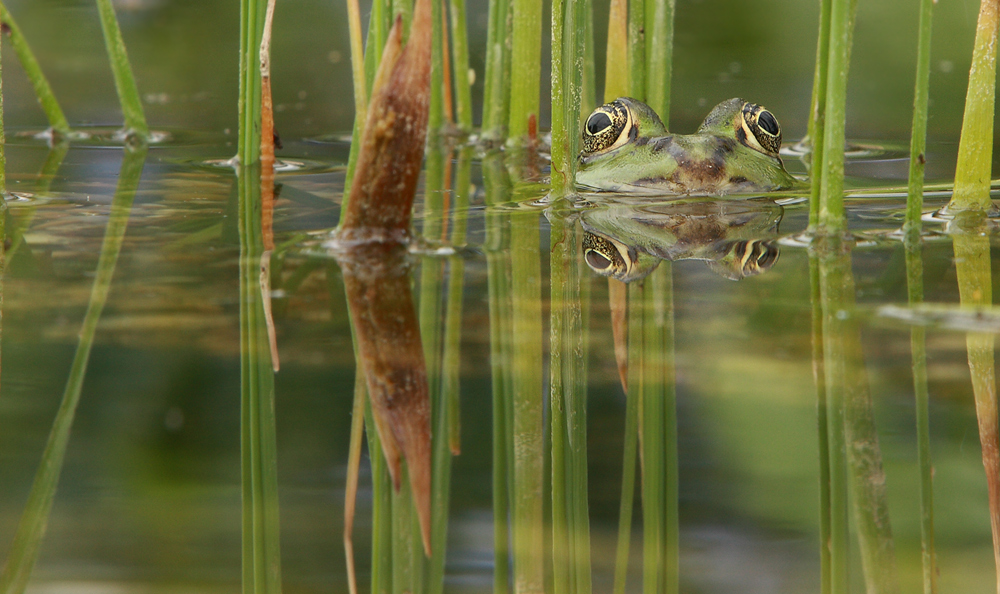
(740, 103, 782, 156)
(581, 101, 634, 155)
(582, 232, 632, 277)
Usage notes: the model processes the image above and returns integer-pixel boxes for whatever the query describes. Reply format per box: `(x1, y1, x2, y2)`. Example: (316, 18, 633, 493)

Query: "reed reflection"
(578, 197, 783, 283)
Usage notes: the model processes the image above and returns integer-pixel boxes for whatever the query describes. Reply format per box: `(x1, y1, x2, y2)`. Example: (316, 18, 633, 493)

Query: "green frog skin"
(576, 97, 801, 195)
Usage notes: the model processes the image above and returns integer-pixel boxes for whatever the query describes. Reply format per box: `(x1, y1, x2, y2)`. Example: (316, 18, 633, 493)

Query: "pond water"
(2, 1, 1000, 594)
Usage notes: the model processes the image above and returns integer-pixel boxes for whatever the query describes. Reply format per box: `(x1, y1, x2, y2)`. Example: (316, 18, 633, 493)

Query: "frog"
(576, 97, 801, 195)
(579, 197, 783, 282)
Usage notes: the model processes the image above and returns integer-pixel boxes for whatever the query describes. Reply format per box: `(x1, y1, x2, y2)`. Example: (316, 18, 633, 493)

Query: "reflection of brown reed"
(340, 243, 433, 556)
(950, 215, 1000, 591)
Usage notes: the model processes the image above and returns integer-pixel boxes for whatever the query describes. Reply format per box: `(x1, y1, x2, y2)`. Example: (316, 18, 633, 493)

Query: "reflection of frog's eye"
(582, 232, 633, 278)
(581, 101, 633, 155)
(735, 240, 779, 276)
(739, 103, 783, 156)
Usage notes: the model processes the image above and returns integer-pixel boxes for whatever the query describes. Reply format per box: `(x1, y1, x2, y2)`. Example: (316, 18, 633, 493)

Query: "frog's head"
(697, 98, 784, 159)
(580, 97, 667, 157)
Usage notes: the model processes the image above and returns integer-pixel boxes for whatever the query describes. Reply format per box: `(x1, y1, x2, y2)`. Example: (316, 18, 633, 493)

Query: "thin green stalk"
(904, 235, 936, 594)
(510, 206, 544, 594)
(391, 465, 417, 594)
(239, 0, 267, 163)
(95, 0, 148, 138)
(0, 26, 4, 195)
(816, 0, 854, 232)
(448, 0, 473, 128)
(429, 0, 446, 133)
(949, 0, 1000, 212)
(613, 378, 639, 594)
(807, 0, 831, 229)
(549, 210, 592, 594)
(445, 147, 473, 453)
(626, 281, 645, 593)
(0, 3, 69, 135)
(346, 0, 368, 131)
(644, 0, 674, 124)
(508, 0, 542, 140)
(551, 214, 570, 594)
(809, 253, 832, 594)
(816, 237, 851, 594)
(342, 0, 390, 207)
(365, 397, 394, 594)
(481, 0, 511, 139)
(627, 0, 646, 101)
(484, 153, 512, 594)
(0, 146, 146, 594)
(238, 163, 282, 594)
(905, 0, 935, 232)
(551, 0, 584, 195)
(820, 236, 901, 594)
(581, 1, 596, 117)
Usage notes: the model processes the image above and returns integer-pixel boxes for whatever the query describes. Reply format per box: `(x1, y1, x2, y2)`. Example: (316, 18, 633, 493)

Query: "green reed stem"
(428, 0, 445, 132)
(346, 0, 368, 130)
(604, 0, 628, 102)
(0, 3, 69, 136)
(951, 217, 1000, 588)
(819, 235, 901, 594)
(484, 154, 512, 594)
(905, 0, 934, 231)
(807, 0, 831, 229)
(581, 2, 595, 117)
(949, 0, 1000, 212)
(391, 464, 416, 594)
(551, 213, 570, 594)
(644, 0, 674, 124)
(0, 146, 145, 594)
(626, 281, 645, 593)
(613, 375, 639, 594)
(239, 0, 266, 163)
(816, 237, 851, 594)
(238, 163, 282, 594)
(448, 0, 473, 128)
(95, 0, 148, 138)
(482, 0, 511, 139)
(445, 148, 472, 453)
(809, 253, 832, 594)
(344, 369, 366, 594)
(508, 0, 542, 140)
(815, 0, 854, 232)
(0, 28, 4, 196)
(904, 235, 936, 594)
(550, 0, 584, 196)
(510, 205, 544, 594)
(550, 210, 592, 594)
(365, 397, 394, 594)
(627, 0, 645, 101)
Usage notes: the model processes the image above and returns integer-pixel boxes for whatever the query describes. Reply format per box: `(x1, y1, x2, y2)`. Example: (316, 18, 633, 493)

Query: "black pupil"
(587, 112, 612, 135)
(585, 250, 612, 270)
(758, 111, 779, 135)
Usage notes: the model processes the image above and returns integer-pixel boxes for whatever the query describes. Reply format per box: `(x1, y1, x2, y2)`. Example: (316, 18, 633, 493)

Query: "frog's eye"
(739, 103, 783, 156)
(581, 101, 634, 155)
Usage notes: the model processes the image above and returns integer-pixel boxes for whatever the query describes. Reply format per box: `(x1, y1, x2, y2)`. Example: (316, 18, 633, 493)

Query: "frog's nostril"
(587, 112, 613, 135)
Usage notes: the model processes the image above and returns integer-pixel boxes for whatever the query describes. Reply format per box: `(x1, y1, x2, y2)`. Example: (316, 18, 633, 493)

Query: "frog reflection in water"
(577, 97, 800, 194)
(580, 198, 783, 282)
